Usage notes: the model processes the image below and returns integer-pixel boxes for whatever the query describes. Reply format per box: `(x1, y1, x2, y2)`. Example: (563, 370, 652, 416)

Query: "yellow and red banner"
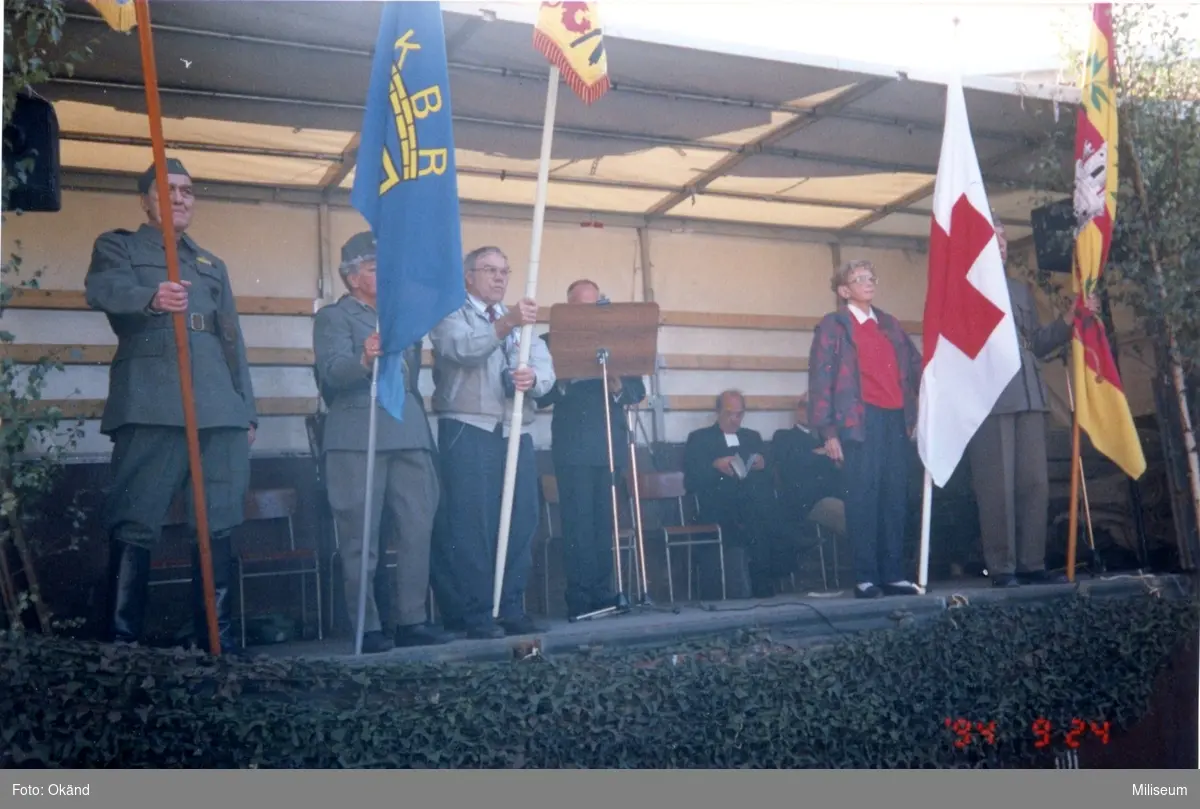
(1071, 3, 1146, 479)
(534, 2, 611, 105)
(85, 0, 137, 32)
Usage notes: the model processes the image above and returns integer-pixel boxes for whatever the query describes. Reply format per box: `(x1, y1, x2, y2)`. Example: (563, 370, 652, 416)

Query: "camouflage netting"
(2, 593, 1195, 768)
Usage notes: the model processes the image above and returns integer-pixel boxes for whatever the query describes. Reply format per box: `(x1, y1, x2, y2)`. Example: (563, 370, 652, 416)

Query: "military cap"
(341, 231, 377, 266)
(137, 158, 191, 194)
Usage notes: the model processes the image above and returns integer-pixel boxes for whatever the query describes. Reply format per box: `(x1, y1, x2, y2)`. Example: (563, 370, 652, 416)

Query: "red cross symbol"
(924, 195, 1005, 366)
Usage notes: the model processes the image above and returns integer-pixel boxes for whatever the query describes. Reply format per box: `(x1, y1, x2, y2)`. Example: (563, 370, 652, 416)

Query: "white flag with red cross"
(917, 74, 1022, 488)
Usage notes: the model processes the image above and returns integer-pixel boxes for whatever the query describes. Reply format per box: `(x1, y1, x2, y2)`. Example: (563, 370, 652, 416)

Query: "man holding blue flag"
(342, 1, 466, 653)
(313, 233, 450, 653)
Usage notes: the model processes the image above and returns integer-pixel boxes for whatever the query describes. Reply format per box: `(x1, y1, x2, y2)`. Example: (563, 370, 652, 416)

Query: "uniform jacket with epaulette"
(84, 224, 256, 435)
(990, 278, 1073, 415)
(312, 294, 435, 454)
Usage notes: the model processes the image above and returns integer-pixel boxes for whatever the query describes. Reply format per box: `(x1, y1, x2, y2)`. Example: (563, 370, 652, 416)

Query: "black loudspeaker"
(2, 93, 61, 213)
(1029, 198, 1075, 274)
(1030, 196, 1132, 274)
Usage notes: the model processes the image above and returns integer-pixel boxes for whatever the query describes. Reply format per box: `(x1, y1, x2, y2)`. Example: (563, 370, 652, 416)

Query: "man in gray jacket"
(85, 158, 256, 655)
(313, 232, 451, 653)
(967, 220, 1099, 587)
(429, 245, 555, 638)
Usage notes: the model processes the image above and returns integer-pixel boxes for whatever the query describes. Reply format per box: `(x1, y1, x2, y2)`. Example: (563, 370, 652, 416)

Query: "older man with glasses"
(428, 246, 556, 639)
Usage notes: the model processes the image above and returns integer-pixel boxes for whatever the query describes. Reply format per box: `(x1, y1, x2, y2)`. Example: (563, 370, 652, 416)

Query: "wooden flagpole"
(133, 0, 221, 655)
(1066, 373, 1084, 582)
(491, 64, 560, 618)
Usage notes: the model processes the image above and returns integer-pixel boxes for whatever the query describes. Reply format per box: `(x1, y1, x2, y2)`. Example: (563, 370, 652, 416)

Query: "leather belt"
(186, 312, 216, 334)
(144, 312, 218, 334)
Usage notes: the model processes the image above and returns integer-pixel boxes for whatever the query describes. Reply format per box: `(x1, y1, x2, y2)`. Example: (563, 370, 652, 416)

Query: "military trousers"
(325, 448, 439, 634)
(966, 411, 1050, 576)
(105, 425, 251, 548)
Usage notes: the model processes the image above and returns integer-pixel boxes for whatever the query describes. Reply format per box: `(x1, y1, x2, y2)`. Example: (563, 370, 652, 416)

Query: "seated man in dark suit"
(772, 396, 846, 525)
(683, 389, 787, 598)
(536, 279, 647, 617)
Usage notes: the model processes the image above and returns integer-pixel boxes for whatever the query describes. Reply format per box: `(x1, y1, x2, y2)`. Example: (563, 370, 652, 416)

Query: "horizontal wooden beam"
(0, 344, 315, 366)
(660, 395, 800, 412)
(5, 345, 808, 374)
(659, 354, 808, 372)
(658, 311, 821, 331)
(7, 289, 923, 333)
(8, 288, 315, 317)
(30, 397, 320, 420)
(34, 393, 801, 419)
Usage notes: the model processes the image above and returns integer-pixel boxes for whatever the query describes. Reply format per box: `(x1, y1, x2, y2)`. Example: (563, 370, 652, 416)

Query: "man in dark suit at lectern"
(536, 279, 646, 617)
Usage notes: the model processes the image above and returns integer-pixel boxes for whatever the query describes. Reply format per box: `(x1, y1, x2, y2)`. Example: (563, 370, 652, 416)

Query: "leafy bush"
(2, 592, 1195, 768)
(2, 0, 94, 634)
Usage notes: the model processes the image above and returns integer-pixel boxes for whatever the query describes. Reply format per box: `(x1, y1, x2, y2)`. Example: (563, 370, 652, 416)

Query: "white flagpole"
(915, 16, 966, 596)
(353, 319, 382, 656)
(917, 470, 933, 591)
(492, 65, 560, 618)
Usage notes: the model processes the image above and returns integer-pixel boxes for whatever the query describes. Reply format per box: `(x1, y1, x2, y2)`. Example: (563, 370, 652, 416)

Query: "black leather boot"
(108, 539, 151, 644)
(190, 532, 240, 655)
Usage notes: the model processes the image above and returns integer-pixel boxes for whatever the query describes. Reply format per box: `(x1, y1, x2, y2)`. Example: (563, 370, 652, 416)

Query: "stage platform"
(257, 572, 1193, 667)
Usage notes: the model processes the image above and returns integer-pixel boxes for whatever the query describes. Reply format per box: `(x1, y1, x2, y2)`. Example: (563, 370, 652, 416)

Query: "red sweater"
(851, 315, 904, 410)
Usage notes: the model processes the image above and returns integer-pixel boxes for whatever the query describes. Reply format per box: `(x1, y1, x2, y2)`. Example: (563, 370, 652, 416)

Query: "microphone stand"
(570, 347, 632, 622)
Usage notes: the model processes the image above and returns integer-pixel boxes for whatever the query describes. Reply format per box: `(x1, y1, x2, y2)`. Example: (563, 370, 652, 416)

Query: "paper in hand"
(730, 455, 751, 480)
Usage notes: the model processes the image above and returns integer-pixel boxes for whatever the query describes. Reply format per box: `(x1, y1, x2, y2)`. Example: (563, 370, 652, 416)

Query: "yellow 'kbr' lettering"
(379, 151, 399, 196)
(377, 30, 449, 194)
(393, 30, 421, 69)
(418, 149, 448, 177)
(410, 85, 443, 119)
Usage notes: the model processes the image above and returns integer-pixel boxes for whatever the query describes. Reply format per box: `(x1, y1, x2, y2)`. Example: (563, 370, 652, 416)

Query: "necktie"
(486, 305, 497, 323)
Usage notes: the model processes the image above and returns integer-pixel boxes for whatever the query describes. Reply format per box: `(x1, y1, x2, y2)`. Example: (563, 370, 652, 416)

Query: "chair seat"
(239, 548, 316, 564)
(150, 557, 191, 571)
(807, 497, 846, 535)
(664, 525, 721, 537)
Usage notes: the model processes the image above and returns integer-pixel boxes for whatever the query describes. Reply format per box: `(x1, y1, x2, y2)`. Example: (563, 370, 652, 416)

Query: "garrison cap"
(137, 158, 191, 194)
(341, 232, 377, 266)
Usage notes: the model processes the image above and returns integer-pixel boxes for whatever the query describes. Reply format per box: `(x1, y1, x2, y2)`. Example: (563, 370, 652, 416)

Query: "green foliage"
(1024, 5, 1199, 368)
(1, 594, 1194, 768)
(2, 0, 92, 633)
(1108, 5, 1200, 369)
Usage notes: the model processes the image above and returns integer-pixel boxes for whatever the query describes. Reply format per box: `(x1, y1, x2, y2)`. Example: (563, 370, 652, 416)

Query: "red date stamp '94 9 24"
(943, 717, 1111, 749)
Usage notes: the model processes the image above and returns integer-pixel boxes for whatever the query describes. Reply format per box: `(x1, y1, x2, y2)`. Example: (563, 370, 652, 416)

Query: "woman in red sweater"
(807, 260, 923, 599)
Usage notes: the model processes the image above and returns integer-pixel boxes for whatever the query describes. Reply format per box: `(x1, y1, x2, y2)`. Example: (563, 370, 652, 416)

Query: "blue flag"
(350, 1, 464, 423)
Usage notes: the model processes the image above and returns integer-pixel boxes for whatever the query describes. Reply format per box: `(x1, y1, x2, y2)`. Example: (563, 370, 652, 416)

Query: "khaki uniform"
(86, 222, 255, 653)
(967, 278, 1072, 576)
(313, 294, 439, 634)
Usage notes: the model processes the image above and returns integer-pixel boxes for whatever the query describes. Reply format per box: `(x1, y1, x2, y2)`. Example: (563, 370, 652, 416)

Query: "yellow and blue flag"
(350, 1, 464, 423)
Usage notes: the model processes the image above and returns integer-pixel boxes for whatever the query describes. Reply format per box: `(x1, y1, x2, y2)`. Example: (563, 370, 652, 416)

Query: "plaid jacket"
(807, 306, 922, 444)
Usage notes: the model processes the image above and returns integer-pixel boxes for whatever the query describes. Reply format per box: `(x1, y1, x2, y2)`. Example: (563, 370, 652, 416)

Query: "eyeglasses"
(472, 265, 511, 278)
(847, 274, 878, 286)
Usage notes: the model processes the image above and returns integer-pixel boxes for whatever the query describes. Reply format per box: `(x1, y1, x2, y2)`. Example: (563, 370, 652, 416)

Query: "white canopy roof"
(45, 0, 1080, 249)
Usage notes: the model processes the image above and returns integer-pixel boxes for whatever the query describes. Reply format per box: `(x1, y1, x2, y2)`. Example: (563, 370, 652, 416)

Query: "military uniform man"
(85, 158, 256, 654)
(313, 232, 451, 653)
(967, 220, 1099, 587)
